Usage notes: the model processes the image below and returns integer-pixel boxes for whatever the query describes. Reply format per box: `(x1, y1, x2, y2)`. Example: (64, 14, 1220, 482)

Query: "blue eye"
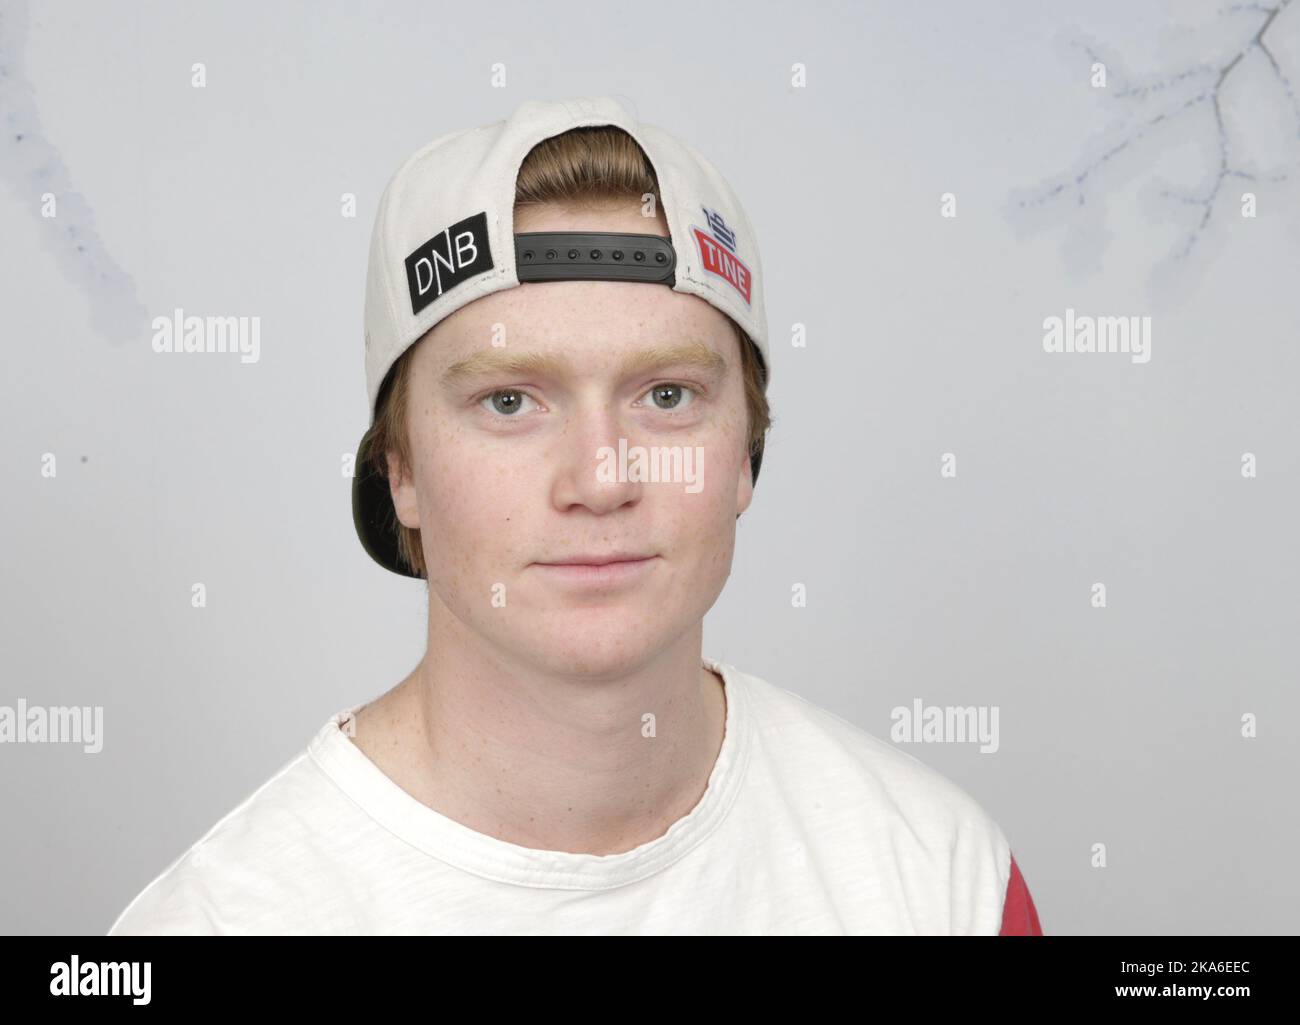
(479, 389, 538, 416)
(641, 383, 696, 411)
(477, 384, 697, 417)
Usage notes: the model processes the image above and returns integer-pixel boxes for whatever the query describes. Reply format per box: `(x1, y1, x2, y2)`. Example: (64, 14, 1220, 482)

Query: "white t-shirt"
(107, 657, 1034, 935)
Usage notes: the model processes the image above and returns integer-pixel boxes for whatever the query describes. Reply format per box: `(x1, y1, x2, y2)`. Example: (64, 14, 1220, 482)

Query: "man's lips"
(534, 552, 656, 567)
(531, 555, 659, 586)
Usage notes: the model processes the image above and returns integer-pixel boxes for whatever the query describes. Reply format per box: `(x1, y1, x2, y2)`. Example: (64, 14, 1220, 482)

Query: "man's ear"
(386, 450, 421, 529)
(735, 447, 755, 519)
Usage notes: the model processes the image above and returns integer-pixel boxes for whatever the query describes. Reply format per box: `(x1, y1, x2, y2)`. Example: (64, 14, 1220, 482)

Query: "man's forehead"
(438, 339, 729, 388)
(424, 277, 735, 384)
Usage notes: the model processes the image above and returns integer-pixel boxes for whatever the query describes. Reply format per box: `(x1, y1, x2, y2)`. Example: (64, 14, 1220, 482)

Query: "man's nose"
(547, 402, 643, 513)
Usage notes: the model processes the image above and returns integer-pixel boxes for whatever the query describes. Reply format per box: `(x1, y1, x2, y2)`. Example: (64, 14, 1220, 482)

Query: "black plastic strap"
(515, 231, 676, 285)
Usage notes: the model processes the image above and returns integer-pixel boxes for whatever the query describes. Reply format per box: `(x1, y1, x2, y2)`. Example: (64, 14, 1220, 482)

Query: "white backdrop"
(2, 0, 1298, 934)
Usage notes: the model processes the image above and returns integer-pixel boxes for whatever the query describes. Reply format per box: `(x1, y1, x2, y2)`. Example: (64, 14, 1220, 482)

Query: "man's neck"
(349, 629, 726, 857)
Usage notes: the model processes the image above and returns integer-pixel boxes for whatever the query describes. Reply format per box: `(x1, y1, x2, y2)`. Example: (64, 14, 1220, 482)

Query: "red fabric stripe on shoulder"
(999, 854, 1043, 935)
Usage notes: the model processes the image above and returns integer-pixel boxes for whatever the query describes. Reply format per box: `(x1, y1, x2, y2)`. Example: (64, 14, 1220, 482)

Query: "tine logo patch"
(404, 211, 494, 315)
(690, 205, 751, 305)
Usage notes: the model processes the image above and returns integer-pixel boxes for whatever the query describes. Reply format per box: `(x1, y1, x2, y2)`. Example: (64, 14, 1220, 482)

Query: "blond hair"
(365, 126, 772, 578)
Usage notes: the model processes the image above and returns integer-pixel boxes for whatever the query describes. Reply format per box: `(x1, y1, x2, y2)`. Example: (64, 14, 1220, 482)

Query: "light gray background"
(2, 0, 1297, 935)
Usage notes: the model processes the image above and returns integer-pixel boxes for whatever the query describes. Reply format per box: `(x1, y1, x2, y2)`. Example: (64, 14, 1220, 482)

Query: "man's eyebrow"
(439, 341, 728, 387)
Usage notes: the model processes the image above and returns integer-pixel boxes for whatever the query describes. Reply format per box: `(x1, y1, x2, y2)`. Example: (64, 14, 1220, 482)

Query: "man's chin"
(514, 631, 668, 680)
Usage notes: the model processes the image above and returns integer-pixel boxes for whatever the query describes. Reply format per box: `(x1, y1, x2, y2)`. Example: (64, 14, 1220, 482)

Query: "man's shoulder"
(107, 726, 354, 935)
(729, 664, 1012, 855)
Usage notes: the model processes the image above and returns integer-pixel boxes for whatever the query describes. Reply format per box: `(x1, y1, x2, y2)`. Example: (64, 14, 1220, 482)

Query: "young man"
(108, 96, 1042, 935)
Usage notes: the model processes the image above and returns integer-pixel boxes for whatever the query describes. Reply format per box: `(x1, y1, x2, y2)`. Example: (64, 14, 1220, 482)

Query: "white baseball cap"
(354, 95, 771, 577)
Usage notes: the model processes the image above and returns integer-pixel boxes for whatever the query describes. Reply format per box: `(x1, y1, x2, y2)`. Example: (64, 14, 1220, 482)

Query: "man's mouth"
(536, 551, 655, 567)
(531, 554, 660, 587)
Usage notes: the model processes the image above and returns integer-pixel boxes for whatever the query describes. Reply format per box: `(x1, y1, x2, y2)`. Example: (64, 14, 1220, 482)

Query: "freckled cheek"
(415, 423, 532, 556)
(699, 416, 748, 560)
(662, 476, 737, 565)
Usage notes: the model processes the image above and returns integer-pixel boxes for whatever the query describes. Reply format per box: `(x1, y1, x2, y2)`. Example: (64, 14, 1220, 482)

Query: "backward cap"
(363, 95, 769, 416)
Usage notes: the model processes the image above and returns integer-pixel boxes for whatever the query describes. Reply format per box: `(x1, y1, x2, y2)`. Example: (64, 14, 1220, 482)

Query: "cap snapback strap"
(515, 231, 676, 285)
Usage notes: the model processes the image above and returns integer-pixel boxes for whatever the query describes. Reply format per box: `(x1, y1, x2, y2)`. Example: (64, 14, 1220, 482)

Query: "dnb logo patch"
(404, 211, 494, 315)
(690, 205, 752, 305)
